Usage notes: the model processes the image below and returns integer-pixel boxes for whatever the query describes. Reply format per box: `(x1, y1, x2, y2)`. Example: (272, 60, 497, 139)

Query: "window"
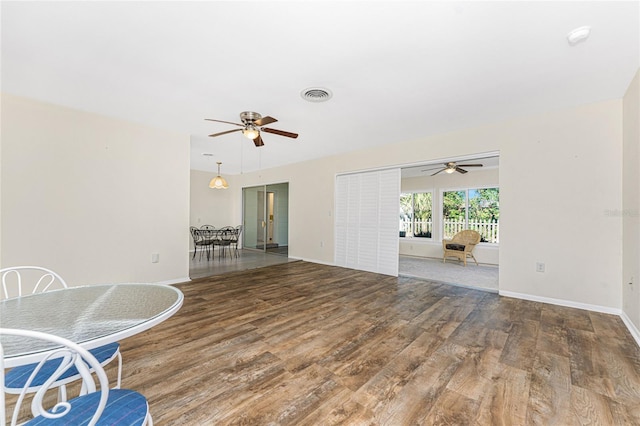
(399, 192, 432, 238)
(442, 187, 499, 243)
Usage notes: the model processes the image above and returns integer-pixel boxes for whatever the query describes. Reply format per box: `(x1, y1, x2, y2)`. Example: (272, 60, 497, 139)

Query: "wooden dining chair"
(0, 267, 122, 402)
(0, 327, 152, 426)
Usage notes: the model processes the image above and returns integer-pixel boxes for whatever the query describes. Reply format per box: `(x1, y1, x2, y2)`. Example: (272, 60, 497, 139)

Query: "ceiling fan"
(422, 162, 483, 176)
(205, 111, 298, 147)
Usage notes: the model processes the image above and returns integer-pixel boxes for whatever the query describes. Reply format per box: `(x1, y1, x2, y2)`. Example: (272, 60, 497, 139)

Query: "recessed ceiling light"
(567, 26, 591, 46)
(301, 87, 333, 103)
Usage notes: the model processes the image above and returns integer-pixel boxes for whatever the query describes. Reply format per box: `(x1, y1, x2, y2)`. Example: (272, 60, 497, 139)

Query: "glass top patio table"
(1, 283, 183, 368)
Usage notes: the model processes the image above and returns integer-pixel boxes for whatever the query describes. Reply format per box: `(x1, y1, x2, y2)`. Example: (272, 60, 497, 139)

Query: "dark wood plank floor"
(118, 262, 640, 425)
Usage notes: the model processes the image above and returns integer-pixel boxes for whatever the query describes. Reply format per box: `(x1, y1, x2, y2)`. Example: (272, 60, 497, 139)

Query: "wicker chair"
(442, 230, 481, 266)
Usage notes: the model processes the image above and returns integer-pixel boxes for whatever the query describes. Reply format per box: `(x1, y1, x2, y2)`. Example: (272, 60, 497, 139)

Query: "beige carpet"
(399, 255, 499, 292)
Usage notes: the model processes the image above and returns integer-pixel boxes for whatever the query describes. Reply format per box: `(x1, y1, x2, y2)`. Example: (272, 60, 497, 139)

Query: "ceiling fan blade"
(431, 168, 446, 176)
(455, 167, 469, 174)
(208, 128, 242, 137)
(254, 116, 277, 126)
(253, 134, 265, 147)
(456, 164, 483, 167)
(421, 166, 444, 172)
(262, 127, 299, 139)
(205, 118, 243, 127)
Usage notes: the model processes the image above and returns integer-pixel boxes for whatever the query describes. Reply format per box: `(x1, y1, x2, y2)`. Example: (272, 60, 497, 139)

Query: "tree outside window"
(400, 192, 432, 238)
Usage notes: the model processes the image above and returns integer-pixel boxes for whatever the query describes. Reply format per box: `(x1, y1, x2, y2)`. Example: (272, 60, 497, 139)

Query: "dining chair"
(232, 225, 243, 255)
(190, 226, 214, 260)
(0, 327, 152, 426)
(216, 226, 235, 259)
(0, 267, 122, 402)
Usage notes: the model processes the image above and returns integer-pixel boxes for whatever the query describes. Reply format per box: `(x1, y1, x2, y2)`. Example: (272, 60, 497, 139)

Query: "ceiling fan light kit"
(209, 161, 229, 189)
(242, 125, 259, 140)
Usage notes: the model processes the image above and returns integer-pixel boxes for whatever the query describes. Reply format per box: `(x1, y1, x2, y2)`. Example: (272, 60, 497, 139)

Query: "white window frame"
(400, 189, 434, 240)
(439, 185, 500, 245)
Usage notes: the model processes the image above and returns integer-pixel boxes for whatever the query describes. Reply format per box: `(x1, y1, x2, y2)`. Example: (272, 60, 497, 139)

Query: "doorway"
(398, 153, 500, 292)
(242, 182, 289, 256)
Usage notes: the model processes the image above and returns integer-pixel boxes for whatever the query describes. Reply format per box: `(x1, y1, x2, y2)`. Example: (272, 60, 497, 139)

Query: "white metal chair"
(0, 267, 122, 402)
(0, 328, 152, 426)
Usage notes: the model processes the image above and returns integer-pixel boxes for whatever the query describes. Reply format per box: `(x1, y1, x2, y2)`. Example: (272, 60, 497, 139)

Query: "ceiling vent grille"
(301, 87, 333, 102)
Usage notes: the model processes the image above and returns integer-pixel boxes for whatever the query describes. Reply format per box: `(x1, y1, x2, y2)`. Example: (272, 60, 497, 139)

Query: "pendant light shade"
(209, 161, 229, 189)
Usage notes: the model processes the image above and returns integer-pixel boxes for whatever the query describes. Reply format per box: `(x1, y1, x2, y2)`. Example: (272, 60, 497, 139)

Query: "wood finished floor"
(119, 261, 640, 425)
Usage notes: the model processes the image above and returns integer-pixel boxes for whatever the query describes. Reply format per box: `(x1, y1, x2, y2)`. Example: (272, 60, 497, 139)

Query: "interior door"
(243, 185, 263, 250)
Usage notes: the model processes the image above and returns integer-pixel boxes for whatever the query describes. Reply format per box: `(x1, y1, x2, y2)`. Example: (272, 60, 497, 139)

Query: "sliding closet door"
(335, 168, 400, 276)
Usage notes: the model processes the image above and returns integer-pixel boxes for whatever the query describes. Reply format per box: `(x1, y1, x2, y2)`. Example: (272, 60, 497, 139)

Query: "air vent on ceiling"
(301, 87, 333, 103)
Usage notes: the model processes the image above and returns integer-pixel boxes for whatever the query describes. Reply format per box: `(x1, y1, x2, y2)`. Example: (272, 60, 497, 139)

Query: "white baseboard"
(620, 311, 640, 348)
(499, 290, 621, 315)
(156, 277, 191, 286)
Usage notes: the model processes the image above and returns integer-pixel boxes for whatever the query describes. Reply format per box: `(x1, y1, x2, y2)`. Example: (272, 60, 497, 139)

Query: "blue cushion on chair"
(25, 389, 148, 425)
(4, 342, 120, 389)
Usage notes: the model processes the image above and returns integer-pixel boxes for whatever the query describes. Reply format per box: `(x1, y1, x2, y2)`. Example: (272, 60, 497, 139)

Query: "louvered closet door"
(335, 169, 400, 276)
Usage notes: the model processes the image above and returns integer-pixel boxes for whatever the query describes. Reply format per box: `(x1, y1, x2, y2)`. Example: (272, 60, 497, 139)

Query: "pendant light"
(209, 161, 229, 189)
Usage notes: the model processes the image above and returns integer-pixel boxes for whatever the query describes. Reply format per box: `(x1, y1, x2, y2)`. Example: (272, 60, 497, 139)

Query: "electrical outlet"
(536, 262, 545, 273)
(320, 241, 324, 248)
(151, 253, 160, 263)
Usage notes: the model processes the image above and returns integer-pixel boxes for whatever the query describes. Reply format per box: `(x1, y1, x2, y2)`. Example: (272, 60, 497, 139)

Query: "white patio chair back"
(1, 328, 151, 426)
(0, 266, 67, 300)
(0, 328, 109, 426)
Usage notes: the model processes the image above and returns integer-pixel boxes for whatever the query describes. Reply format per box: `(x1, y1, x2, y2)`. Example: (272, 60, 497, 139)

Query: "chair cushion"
(25, 389, 148, 426)
(445, 243, 466, 251)
(4, 342, 120, 389)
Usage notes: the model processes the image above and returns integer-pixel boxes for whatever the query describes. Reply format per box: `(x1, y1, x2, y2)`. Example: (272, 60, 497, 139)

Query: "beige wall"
(234, 99, 624, 311)
(1, 94, 190, 285)
(623, 68, 640, 334)
(400, 167, 499, 264)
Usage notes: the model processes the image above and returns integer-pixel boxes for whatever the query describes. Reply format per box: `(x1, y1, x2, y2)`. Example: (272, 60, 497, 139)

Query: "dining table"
(0, 283, 184, 368)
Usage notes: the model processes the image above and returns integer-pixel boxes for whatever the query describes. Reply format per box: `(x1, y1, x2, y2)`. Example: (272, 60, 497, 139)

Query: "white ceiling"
(2, 1, 638, 174)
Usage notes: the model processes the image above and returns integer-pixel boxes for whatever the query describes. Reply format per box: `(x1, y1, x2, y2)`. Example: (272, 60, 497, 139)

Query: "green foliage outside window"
(443, 188, 499, 242)
(400, 192, 432, 237)
(469, 188, 500, 223)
